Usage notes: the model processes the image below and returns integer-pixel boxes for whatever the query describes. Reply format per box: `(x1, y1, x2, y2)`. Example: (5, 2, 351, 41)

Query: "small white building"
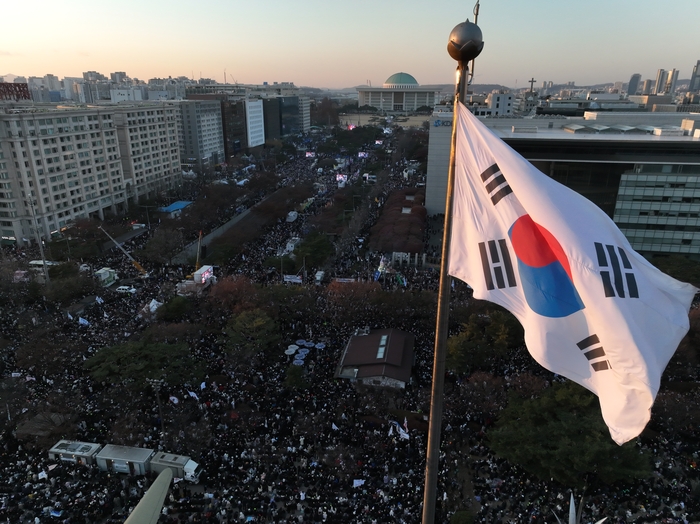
(49, 440, 102, 465)
(96, 444, 154, 476)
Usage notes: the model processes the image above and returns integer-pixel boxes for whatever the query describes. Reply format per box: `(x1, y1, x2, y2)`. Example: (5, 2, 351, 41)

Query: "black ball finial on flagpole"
(422, 18, 483, 524)
(447, 19, 483, 63)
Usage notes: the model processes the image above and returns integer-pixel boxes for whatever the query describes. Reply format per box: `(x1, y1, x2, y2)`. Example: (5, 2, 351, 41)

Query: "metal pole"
(422, 19, 482, 524)
(29, 199, 50, 283)
(421, 63, 466, 524)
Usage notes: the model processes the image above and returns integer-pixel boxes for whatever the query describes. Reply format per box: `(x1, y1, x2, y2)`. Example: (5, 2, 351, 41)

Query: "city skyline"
(1, 0, 699, 89)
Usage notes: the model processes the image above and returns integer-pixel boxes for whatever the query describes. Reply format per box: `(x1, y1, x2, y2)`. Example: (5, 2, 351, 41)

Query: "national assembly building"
(357, 73, 436, 112)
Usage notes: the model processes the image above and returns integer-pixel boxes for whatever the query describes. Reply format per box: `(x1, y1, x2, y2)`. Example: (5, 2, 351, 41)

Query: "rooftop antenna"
(467, 0, 481, 92)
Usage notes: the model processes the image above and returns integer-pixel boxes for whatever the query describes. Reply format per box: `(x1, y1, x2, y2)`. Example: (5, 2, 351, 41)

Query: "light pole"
(139, 205, 157, 229)
(28, 198, 50, 283)
(146, 378, 166, 439)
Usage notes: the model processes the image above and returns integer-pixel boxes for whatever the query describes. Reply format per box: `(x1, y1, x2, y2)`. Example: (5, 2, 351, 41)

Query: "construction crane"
(99, 226, 148, 276)
(195, 230, 203, 271)
(185, 230, 204, 279)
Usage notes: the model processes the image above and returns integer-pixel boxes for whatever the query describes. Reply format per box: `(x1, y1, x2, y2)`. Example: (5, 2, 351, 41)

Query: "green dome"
(383, 72, 419, 87)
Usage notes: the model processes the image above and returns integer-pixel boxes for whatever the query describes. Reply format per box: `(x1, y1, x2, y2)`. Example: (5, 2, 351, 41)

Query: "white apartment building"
(112, 103, 182, 203)
(0, 102, 182, 246)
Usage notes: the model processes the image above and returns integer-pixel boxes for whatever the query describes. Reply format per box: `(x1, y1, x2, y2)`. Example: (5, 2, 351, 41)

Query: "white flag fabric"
(188, 391, 199, 400)
(67, 313, 73, 320)
(389, 421, 409, 440)
(331, 423, 339, 431)
(78, 317, 90, 326)
(448, 102, 697, 444)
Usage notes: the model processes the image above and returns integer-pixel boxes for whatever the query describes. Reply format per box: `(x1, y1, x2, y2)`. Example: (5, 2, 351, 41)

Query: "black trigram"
(480, 163, 512, 206)
(594, 242, 639, 299)
(577, 334, 611, 372)
(478, 239, 517, 290)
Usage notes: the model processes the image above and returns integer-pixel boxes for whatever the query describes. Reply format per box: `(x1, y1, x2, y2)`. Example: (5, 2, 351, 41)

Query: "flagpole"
(422, 20, 483, 524)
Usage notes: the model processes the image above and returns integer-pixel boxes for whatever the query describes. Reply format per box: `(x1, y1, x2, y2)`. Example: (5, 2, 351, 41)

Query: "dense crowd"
(0, 137, 699, 523)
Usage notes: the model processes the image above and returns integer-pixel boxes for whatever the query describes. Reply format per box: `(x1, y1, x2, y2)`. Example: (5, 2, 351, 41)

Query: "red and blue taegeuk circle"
(508, 214, 585, 318)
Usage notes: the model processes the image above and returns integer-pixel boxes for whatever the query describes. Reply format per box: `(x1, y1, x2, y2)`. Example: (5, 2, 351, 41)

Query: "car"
(115, 286, 137, 294)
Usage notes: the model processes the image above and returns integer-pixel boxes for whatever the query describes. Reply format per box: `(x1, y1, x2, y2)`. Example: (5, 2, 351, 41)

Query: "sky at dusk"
(1, 0, 698, 89)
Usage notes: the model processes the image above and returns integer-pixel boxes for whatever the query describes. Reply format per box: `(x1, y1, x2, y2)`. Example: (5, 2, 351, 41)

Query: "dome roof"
(383, 72, 419, 88)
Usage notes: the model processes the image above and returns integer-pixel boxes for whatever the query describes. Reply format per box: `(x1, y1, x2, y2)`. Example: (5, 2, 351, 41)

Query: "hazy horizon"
(2, 0, 698, 90)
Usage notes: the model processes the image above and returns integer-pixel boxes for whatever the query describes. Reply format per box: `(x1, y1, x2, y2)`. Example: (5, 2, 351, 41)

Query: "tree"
(223, 308, 280, 363)
(649, 254, 700, 287)
(293, 232, 335, 271)
(42, 273, 99, 305)
(311, 97, 339, 126)
(157, 296, 192, 322)
(488, 382, 652, 487)
(284, 365, 309, 389)
(208, 276, 261, 314)
(446, 310, 523, 373)
(139, 228, 184, 264)
(84, 340, 206, 389)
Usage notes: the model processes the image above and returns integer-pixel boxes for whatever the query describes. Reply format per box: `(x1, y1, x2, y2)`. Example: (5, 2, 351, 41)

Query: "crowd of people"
(0, 135, 699, 523)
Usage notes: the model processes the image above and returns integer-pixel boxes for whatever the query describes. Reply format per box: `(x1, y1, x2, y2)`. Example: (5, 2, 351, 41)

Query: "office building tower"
(664, 69, 679, 95)
(627, 73, 641, 96)
(110, 72, 128, 84)
(691, 60, 700, 92)
(178, 100, 225, 170)
(654, 69, 668, 94)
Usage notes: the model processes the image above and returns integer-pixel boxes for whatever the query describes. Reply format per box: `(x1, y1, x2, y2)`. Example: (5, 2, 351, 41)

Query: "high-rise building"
(245, 99, 265, 148)
(0, 103, 182, 245)
(186, 94, 268, 158)
(664, 69, 679, 95)
(641, 79, 654, 95)
(113, 104, 182, 203)
(110, 72, 128, 84)
(43, 74, 62, 92)
(177, 100, 225, 170)
(691, 60, 700, 92)
(83, 71, 107, 82)
(627, 73, 641, 96)
(263, 98, 281, 141)
(654, 69, 668, 94)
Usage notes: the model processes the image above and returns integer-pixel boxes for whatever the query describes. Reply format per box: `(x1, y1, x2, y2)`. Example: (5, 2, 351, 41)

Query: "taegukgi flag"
(448, 102, 697, 444)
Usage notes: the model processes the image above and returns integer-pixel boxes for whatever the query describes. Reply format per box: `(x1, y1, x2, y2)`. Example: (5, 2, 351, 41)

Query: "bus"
(28, 260, 60, 272)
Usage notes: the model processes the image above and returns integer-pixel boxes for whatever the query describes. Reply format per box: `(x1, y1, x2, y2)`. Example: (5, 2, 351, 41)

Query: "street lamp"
(138, 205, 157, 229)
(27, 198, 50, 283)
(146, 378, 166, 439)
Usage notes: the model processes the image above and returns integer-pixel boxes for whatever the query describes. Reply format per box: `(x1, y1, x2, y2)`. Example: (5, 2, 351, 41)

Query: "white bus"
(28, 260, 60, 272)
